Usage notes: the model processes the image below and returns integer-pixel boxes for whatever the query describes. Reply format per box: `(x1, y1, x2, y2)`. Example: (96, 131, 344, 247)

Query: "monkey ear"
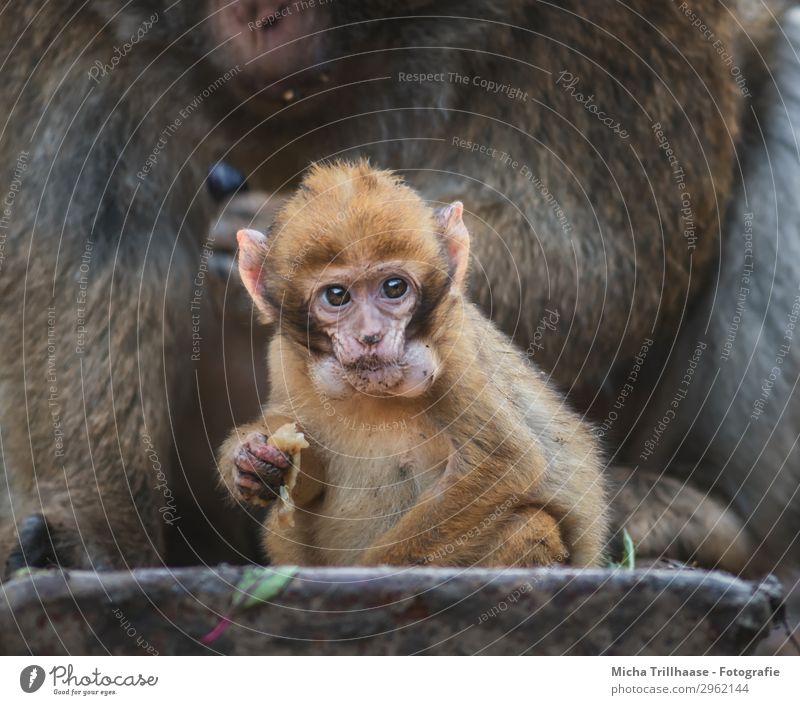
(435, 201, 470, 293)
(236, 229, 275, 323)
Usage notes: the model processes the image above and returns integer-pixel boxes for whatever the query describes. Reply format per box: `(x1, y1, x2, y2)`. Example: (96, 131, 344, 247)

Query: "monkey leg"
(609, 467, 756, 574)
(3, 456, 165, 575)
(4, 515, 65, 578)
(0, 239, 195, 573)
(361, 499, 568, 568)
(359, 452, 569, 569)
(472, 506, 569, 568)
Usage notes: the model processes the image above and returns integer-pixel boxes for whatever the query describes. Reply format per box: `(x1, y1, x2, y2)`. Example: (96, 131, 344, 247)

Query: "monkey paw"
(231, 432, 292, 507)
(210, 191, 289, 251)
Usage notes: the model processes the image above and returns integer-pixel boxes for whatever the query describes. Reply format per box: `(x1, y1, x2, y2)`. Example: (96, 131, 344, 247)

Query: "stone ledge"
(0, 566, 784, 655)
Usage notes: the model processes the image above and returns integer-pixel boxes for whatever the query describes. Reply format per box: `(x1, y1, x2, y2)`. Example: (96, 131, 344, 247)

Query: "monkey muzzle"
(319, 338, 439, 399)
(342, 356, 406, 395)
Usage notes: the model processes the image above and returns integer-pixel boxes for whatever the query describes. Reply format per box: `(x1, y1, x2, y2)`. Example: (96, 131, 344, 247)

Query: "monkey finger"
(243, 440, 291, 469)
(234, 447, 285, 490)
(234, 447, 281, 480)
(210, 191, 286, 251)
(233, 479, 275, 507)
(232, 466, 282, 507)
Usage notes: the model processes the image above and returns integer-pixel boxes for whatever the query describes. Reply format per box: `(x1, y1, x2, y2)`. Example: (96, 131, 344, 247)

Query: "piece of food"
(267, 423, 309, 527)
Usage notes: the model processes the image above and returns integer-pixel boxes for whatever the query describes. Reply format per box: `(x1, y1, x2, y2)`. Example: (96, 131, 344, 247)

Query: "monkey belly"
(265, 424, 448, 566)
(315, 459, 424, 565)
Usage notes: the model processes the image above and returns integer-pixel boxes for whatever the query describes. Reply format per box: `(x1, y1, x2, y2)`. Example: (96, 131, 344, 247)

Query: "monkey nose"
(362, 333, 382, 346)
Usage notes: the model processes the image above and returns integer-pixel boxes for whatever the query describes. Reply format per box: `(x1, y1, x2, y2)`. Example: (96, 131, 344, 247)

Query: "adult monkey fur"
(0, 1, 794, 576)
(626, 8, 800, 647)
(219, 161, 608, 567)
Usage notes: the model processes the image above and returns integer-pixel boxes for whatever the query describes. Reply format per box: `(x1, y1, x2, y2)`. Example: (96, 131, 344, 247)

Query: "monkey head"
(206, 0, 330, 100)
(204, 1, 460, 104)
(106, 2, 468, 111)
(237, 161, 470, 398)
(90, 1, 330, 105)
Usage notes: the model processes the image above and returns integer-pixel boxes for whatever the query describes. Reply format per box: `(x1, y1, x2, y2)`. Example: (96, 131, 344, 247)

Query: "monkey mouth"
(342, 356, 406, 394)
(311, 343, 437, 401)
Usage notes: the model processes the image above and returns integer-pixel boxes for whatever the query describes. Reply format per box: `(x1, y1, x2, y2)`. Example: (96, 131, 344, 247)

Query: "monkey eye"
(382, 277, 408, 299)
(322, 285, 351, 307)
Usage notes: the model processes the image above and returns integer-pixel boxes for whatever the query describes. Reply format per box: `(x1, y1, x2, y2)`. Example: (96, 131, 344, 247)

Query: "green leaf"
(200, 567, 299, 645)
(230, 567, 264, 609)
(241, 567, 298, 609)
(621, 529, 636, 570)
(606, 529, 636, 570)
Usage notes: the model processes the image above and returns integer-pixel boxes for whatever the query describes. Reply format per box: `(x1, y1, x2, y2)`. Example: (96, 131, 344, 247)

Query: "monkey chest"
(307, 426, 448, 563)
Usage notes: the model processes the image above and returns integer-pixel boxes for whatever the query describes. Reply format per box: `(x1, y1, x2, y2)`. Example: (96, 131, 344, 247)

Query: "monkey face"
(305, 263, 440, 397)
(207, 0, 330, 103)
(198, 1, 451, 112)
(236, 162, 470, 399)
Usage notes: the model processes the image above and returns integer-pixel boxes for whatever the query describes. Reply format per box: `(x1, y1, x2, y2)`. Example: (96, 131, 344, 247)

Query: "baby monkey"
(219, 161, 608, 567)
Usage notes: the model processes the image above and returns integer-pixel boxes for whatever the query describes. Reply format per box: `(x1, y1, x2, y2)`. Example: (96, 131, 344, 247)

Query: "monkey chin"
(310, 340, 440, 400)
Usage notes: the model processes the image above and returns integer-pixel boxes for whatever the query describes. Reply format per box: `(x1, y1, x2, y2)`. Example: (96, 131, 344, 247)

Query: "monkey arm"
(360, 453, 567, 568)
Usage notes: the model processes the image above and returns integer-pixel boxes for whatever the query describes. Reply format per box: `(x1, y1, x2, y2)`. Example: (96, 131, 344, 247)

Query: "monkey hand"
(230, 432, 293, 507)
(210, 191, 290, 251)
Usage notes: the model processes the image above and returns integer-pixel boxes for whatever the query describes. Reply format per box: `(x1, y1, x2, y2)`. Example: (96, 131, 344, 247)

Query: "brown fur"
(0, 0, 788, 577)
(218, 162, 608, 567)
(226, 0, 764, 570)
(238, 0, 743, 404)
(0, 2, 268, 571)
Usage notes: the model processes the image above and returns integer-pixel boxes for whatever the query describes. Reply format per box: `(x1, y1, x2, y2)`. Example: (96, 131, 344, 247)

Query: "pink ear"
(237, 229, 274, 321)
(435, 201, 470, 292)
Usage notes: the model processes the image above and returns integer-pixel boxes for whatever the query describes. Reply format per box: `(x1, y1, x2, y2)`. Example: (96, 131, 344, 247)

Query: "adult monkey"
(0, 0, 770, 573)
(623, 5, 800, 600)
